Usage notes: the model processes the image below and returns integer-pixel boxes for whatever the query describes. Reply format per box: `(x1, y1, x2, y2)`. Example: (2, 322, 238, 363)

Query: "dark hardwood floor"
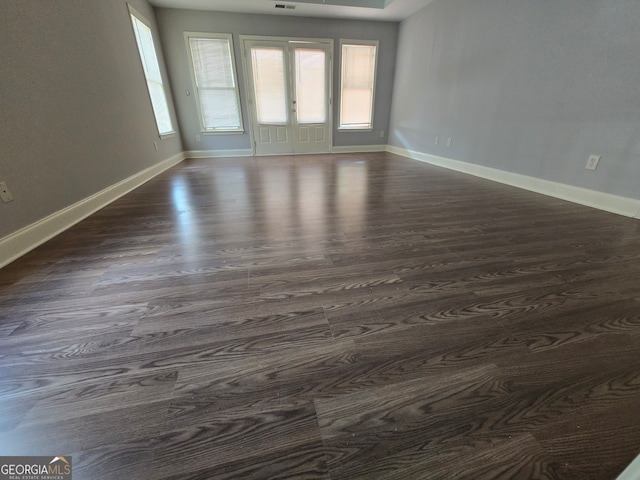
(1, 152, 639, 479)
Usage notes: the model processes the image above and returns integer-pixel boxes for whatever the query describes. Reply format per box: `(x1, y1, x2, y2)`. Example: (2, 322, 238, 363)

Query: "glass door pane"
(294, 48, 326, 124)
(250, 47, 288, 124)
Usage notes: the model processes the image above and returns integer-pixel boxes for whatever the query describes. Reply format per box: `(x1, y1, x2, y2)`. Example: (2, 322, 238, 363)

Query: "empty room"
(2, 0, 640, 479)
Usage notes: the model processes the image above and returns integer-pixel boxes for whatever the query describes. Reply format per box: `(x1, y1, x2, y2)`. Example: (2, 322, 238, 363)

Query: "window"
(128, 6, 174, 137)
(186, 33, 243, 133)
(339, 40, 378, 130)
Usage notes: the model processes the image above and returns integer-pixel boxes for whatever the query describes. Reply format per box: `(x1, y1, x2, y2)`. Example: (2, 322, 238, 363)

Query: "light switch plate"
(586, 155, 600, 170)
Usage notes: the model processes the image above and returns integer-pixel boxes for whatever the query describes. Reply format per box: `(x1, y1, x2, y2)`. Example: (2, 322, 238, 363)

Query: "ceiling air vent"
(275, 3, 296, 9)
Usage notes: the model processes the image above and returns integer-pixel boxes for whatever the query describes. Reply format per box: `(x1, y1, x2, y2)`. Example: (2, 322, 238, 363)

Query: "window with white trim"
(339, 40, 378, 130)
(128, 6, 175, 137)
(186, 33, 243, 133)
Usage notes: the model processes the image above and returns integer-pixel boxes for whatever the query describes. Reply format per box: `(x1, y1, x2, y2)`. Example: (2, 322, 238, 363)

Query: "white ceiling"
(148, 0, 434, 21)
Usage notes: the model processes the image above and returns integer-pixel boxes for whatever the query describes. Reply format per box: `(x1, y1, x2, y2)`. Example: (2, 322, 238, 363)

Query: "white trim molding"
(617, 454, 640, 480)
(185, 149, 254, 158)
(332, 144, 387, 153)
(388, 145, 640, 218)
(0, 152, 185, 269)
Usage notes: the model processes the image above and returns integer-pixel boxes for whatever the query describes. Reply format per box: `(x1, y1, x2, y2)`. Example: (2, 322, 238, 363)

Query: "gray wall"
(389, 0, 640, 200)
(155, 9, 398, 152)
(0, 0, 182, 239)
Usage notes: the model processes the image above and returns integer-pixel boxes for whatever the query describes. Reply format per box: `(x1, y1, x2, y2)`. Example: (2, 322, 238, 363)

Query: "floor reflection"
(260, 167, 294, 241)
(295, 165, 327, 243)
(175, 155, 383, 253)
(335, 159, 367, 236)
(170, 174, 200, 259)
(252, 158, 370, 244)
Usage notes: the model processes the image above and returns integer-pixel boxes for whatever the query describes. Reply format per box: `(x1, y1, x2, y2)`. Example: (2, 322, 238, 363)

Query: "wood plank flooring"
(1, 152, 640, 479)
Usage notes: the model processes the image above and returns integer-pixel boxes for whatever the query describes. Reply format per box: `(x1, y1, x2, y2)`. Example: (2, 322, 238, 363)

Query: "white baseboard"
(387, 145, 640, 218)
(187, 146, 387, 157)
(185, 149, 254, 158)
(332, 144, 387, 153)
(0, 152, 185, 269)
(617, 454, 640, 480)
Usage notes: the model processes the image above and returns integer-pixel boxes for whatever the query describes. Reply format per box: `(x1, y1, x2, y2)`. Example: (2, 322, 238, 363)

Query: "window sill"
(338, 127, 373, 132)
(202, 130, 245, 135)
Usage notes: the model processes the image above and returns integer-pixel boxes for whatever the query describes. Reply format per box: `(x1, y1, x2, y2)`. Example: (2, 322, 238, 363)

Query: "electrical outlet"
(379, 130, 385, 138)
(153, 141, 159, 151)
(195, 135, 201, 142)
(447, 138, 452, 147)
(586, 155, 600, 170)
(0, 181, 14, 203)
(435, 136, 439, 145)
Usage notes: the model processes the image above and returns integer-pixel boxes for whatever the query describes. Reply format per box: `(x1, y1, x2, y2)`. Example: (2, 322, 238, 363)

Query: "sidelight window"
(339, 40, 378, 130)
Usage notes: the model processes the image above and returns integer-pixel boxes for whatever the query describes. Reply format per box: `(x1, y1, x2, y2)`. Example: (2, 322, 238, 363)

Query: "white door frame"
(240, 35, 333, 156)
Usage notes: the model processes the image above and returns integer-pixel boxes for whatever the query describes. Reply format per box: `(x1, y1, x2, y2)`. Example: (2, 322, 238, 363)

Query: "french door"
(242, 38, 332, 155)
